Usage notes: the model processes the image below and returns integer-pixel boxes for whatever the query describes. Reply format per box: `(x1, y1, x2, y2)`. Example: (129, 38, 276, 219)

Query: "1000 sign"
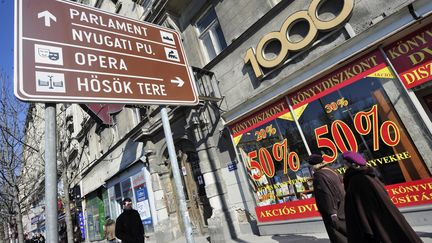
(244, 0, 354, 78)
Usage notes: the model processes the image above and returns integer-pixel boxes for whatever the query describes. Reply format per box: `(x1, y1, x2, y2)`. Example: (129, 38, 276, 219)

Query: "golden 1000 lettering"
(244, 0, 354, 78)
(246, 105, 401, 180)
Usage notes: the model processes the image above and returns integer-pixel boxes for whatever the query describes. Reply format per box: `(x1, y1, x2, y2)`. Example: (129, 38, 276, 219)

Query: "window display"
(230, 50, 432, 222)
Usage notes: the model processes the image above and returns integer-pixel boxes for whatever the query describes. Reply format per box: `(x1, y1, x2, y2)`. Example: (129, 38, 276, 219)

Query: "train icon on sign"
(34, 44, 64, 66)
(164, 47, 180, 62)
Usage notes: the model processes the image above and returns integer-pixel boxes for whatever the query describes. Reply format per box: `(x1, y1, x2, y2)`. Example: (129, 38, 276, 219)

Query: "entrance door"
(177, 150, 212, 235)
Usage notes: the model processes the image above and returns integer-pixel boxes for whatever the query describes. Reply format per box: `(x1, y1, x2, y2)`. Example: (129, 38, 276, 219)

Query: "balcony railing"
(192, 66, 223, 103)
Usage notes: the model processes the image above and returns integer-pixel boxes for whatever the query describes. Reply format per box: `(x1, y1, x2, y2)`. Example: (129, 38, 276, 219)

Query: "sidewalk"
(165, 225, 432, 243)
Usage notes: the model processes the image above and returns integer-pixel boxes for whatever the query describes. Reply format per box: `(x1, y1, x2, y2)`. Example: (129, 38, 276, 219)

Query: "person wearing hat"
(115, 198, 145, 243)
(342, 151, 422, 243)
(308, 154, 347, 243)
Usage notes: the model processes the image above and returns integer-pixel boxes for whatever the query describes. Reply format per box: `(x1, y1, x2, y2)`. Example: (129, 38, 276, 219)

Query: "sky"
(0, 0, 14, 81)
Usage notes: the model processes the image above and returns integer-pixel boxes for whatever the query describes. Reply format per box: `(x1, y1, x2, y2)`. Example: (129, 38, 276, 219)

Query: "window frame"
(195, 7, 227, 63)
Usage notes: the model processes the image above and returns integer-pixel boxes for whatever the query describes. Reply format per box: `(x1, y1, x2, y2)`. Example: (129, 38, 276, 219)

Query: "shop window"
(105, 172, 154, 232)
(414, 82, 432, 121)
(196, 8, 227, 63)
(108, 187, 121, 219)
(232, 100, 310, 206)
(121, 178, 134, 203)
(230, 51, 431, 223)
(132, 172, 153, 232)
(86, 192, 106, 241)
(296, 75, 428, 184)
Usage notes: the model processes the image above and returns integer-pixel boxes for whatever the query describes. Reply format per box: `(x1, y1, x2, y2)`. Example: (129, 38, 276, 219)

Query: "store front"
(105, 162, 155, 233)
(85, 189, 107, 241)
(228, 18, 432, 234)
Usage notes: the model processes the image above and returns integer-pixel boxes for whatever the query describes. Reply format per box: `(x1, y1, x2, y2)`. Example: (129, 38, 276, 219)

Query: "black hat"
(308, 154, 323, 165)
(122, 197, 132, 204)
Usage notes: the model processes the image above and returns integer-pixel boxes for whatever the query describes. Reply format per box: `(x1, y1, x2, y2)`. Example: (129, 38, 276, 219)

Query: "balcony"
(192, 66, 223, 104)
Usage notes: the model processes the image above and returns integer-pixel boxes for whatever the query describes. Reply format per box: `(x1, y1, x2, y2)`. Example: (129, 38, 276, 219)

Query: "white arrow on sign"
(38, 10, 57, 27)
(170, 77, 184, 87)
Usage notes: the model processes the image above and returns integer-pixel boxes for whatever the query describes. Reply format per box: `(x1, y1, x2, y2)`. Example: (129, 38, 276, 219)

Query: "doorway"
(168, 140, 212, 235)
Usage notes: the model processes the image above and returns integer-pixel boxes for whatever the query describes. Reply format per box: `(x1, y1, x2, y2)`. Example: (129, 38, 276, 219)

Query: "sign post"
(15, 0, 198, 242)
(160, 107, 195, 243)
(44, 103, 58, 243)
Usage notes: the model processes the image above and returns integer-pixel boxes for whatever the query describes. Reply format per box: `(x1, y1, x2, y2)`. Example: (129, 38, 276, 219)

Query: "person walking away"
(37, 233, 45, 243)
(342, 151, 422, 243)
(115, 198, 145, 243)
(308, 154, 347, 243)
(24, 233, 32, 243)
(104, 218, 117, 243)
(31, 234, 39, 243)
(73, 225, 82, 243)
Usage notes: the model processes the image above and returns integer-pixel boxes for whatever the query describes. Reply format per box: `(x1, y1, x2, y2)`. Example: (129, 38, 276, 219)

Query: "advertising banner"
(255, 178, 432, 222)
(385, 24, 432, 89)
(230, 51, 431, 223)
(132, 172, 152, 226)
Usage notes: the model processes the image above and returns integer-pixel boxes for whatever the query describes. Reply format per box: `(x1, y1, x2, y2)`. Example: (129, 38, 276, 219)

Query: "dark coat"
(313, 166, 347, 243)
(344, 167, 422, 243)
(115, 209, 145, 243)
(73, 227, 82, 243)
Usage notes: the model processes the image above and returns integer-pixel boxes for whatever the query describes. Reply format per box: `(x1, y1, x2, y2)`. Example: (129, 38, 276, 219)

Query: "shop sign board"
(15, 0, 199, 105)
(255, 178, 432, 222)
(31, 215, 40, 225)
(78, 211, 86, 239)
(385, 24, 432, 89)
(243, 0, 354, 78)
(227, 161, 238, 171)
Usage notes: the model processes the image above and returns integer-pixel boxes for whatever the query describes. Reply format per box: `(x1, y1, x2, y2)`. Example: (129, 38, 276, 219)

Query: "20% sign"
(247, 105, 401, 180)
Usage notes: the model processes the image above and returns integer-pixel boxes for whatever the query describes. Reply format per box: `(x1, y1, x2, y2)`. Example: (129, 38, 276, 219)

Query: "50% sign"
(246, 105, 401, 180)
(316, 104, 400, 163)
(248, 137, 301, 181)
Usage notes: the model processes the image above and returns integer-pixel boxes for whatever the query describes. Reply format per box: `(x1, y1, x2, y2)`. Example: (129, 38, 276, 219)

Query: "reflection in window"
(232, 73, 430, 208)
(297, 77, 430, 185)
(121, 179, 134, 203)
(196, 8, 227, 62)
(235, 106, 311, 206)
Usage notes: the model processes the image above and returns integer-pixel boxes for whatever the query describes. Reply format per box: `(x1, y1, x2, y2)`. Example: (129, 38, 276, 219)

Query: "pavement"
(165, 225, 432, 243)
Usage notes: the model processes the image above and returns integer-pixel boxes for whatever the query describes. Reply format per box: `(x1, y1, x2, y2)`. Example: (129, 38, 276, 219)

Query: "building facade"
(207, 0, 432, 236)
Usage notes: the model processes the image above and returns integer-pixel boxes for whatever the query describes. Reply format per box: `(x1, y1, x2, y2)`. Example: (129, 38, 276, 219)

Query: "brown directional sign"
(14, 0, 199, 105)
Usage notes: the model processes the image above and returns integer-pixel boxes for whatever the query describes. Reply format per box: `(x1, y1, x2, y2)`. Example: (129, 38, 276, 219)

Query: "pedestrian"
(115, 198, 145, 243)
(104, 218, 117, 243)
(31, 234, 39, 243)
(73, 225, 82, 243)
(24, 233, 32, 243)
(59, 223, 67, 243)
(308, 154, 347, 243)
(37, 233, 45, 243)
(342, 151, 422, 243)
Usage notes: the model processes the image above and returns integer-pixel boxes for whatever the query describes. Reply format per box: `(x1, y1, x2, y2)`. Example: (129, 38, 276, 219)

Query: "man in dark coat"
(342, 151, 422, 243)
(115, 198, 145, 243)
(308, 154, 347, 243)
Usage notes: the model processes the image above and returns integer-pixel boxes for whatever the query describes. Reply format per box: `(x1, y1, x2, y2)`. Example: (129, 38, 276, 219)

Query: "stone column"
(190, 118, 243, 242)
(144, 141, 175, 242)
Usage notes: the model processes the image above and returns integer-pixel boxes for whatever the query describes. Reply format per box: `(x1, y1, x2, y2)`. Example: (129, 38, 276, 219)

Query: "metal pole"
(160, 107, 195, 243)
(45, 103, 58, 243)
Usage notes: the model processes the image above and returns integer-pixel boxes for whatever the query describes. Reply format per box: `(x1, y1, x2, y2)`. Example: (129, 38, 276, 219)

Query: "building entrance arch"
(163, 139, 212, 235)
